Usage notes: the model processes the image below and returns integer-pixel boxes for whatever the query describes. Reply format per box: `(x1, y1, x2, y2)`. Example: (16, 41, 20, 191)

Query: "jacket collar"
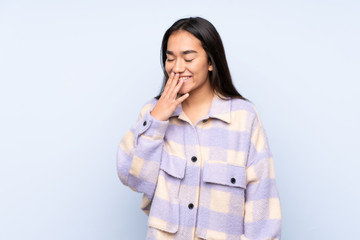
(170, 92, 232, 124)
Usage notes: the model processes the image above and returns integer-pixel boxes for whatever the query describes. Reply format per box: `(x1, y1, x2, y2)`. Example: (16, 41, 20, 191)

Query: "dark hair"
(155, 16, 249, 102)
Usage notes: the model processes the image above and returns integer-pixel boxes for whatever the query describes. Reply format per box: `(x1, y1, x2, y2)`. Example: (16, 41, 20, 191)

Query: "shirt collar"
(170, 92, 232, 124)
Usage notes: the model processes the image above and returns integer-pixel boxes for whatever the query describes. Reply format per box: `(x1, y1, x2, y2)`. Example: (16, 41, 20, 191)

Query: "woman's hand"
(150, 72, 189, 121)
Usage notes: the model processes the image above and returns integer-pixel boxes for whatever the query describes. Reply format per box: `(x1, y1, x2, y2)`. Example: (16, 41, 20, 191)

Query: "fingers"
(161, 72, 175, 99)
(169, 73, 180, 93)
(165, 73, 179, 100)
(170, 77, 184, 100)
(174, 92, 189, 105)
(161, 72, 189, 105)
(166, 72, 175, 88)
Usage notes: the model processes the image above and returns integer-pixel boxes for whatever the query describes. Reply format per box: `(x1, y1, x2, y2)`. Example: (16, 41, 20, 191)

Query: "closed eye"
(166, 59, 194, 62)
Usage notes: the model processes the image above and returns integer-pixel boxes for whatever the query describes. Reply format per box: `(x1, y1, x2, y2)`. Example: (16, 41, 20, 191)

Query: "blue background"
(1, 0, 359, 239)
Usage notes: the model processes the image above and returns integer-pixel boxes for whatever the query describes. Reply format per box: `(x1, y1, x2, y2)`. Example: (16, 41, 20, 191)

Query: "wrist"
(150, 110, 166, 121)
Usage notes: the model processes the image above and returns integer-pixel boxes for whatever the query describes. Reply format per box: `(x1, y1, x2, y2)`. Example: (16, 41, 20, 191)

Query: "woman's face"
(165, 30, 213, 95)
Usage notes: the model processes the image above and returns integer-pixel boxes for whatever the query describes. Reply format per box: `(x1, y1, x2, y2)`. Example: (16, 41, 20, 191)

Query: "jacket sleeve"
(116, 101, 169, 214)
(241, 107, 282, 240)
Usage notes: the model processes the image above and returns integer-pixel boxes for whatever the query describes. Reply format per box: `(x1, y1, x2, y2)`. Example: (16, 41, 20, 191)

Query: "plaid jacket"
(117, 93, 282, 240)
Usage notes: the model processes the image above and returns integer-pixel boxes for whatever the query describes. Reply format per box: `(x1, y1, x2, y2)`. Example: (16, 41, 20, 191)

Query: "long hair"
(155, 16, 249, 102)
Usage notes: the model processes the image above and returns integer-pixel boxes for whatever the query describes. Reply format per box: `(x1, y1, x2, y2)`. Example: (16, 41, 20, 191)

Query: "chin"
(179, 88, 190, 95)
(179, 84, 194, 95)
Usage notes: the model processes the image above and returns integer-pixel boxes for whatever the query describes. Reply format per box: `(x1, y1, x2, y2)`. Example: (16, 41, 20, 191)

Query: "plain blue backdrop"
(1, 0, 359, 239)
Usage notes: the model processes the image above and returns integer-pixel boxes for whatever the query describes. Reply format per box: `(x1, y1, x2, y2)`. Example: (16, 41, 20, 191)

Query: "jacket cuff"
(134, 110, 169, 145)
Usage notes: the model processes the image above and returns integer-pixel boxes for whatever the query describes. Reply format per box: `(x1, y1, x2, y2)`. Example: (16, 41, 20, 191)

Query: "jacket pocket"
(203, 161, 246, 189)
(147, 150, 187, 234)
(196, 161, 247, 239)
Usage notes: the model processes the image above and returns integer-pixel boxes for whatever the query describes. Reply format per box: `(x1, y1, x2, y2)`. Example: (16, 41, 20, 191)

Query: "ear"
(208, 62, 213, 71)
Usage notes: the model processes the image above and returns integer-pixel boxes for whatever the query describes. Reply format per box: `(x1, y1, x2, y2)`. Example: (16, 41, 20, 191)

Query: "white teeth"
(179, 76, 191, 80)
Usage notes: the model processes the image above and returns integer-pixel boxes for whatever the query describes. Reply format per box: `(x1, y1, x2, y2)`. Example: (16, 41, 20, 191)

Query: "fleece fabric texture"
(117, 92, 282, 240)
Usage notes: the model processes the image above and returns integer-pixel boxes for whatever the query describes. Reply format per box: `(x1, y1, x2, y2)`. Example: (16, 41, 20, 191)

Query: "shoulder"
(230, 97, 264, 127)
(142, 97, 159, 109)
(138, 97, 159, 118)
(230, 97, 258, 116)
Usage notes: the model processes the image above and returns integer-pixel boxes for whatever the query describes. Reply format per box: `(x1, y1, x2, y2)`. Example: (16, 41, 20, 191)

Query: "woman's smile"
(178, 76, 192, 82)
(165, 30, 213, 95)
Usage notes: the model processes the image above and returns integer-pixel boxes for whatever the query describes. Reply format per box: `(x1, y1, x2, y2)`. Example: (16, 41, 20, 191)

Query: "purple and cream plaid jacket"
(117, 92, 282, 240)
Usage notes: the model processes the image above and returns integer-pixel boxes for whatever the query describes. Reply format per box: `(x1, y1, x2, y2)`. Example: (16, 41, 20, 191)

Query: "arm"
(241, 108, 282, 240)
(117, 73, 190, 214)
(116, 101, 169, 213)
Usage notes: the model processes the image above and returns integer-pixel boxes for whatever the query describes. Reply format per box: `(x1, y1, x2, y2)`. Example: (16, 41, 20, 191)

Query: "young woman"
(117, 17, 282, 240)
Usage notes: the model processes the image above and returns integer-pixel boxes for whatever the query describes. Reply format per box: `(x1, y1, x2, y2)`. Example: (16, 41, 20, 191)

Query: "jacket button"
(191, 156, 197, 162)
(231, 178, 236, 184)
(143, 121, 147, 126)
(188, 203, 194, 209)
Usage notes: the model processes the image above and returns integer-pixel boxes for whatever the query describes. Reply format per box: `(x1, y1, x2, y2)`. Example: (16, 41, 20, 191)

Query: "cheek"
(191, 62, 206, 74)
(165, 64, 171, 74)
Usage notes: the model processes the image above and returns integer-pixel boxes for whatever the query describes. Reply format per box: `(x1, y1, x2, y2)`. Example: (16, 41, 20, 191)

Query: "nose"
(172, 59, 185, 74)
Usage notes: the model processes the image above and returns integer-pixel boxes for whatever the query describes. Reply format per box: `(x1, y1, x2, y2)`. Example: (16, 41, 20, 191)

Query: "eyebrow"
(166, 50, 198, 55)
